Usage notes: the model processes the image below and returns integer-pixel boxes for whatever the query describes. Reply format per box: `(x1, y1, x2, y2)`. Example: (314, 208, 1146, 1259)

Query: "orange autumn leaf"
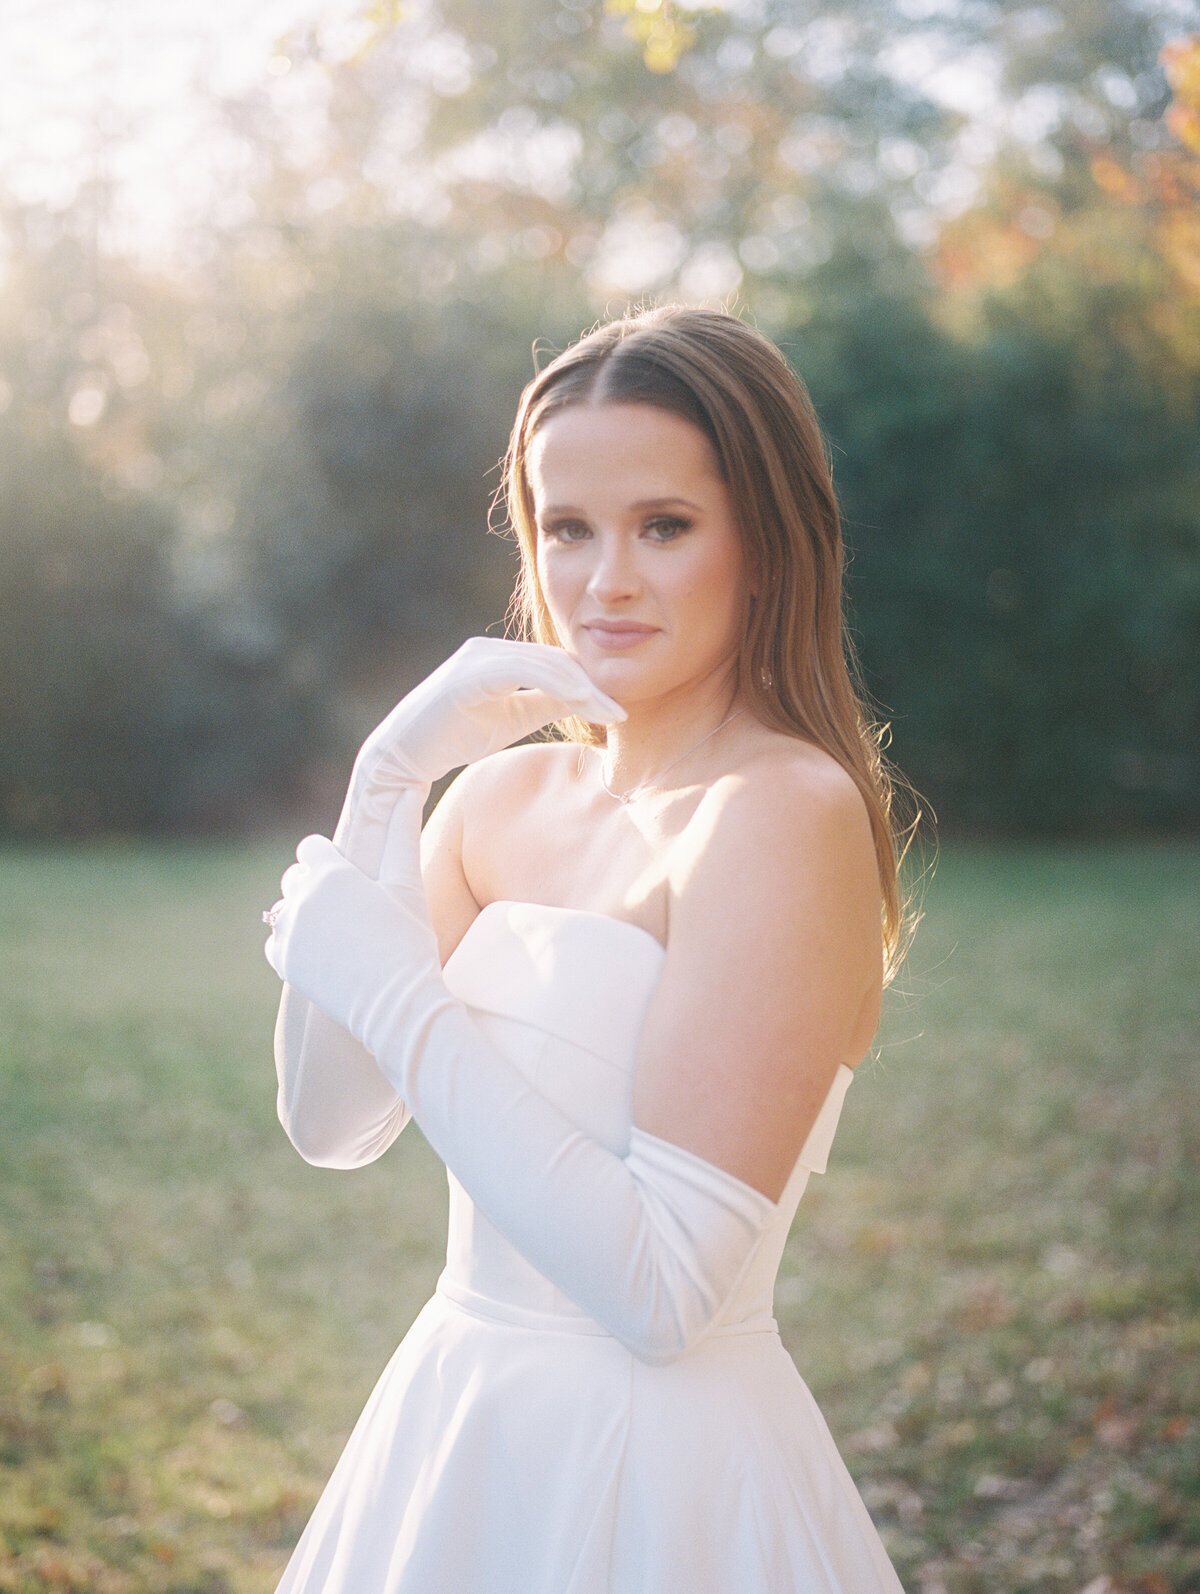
(1090, 153, 1142, 203)
(1161, 36, 1200, 101)
(1156, 207, 1200, 296)
(1161, 35, 1200, 155)
(1166, 102, 1200, 157)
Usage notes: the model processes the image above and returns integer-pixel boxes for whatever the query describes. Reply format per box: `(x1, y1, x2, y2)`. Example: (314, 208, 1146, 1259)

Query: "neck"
(601, 671, 742, 795)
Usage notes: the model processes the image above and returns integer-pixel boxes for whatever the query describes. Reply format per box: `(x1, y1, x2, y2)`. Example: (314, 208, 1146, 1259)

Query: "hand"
(333, 637, 624, 877)
(264, 834, 414, 1040)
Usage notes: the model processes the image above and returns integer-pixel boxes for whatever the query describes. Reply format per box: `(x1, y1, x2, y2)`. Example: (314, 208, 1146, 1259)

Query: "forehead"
(527, 403, 721, 505)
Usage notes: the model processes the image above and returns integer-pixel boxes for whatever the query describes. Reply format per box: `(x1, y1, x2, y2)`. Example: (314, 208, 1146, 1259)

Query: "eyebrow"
(536, 497, 704, 518)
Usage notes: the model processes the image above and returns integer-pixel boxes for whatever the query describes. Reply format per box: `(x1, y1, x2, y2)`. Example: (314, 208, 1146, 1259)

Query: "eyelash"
(646, 516, 691, 541)
(541, 516, 693, 544)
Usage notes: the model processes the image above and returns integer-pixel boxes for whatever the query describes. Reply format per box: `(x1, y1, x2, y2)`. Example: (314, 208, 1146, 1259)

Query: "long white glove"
(331, 637, 624, 878)
(265, 831, 777, 1366)
(274, 640, 624, 1169)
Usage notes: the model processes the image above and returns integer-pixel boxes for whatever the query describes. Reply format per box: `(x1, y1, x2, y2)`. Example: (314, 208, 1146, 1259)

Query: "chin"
(577, 652, 660, 697)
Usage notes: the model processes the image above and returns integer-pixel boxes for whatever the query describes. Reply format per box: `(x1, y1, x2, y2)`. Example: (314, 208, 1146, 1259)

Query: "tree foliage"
(0, 1, 1196, 836)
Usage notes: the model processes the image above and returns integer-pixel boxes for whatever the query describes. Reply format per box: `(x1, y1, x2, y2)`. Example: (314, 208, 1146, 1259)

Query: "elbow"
(287, 1139, 367, 1172)
(628, 1335, 693, 1367)
(278, 1112, 363, 1170)
(276, 1094, 406, 1170)
(613, 1303, 714, 1367)
(598, 1242, 732, 1365)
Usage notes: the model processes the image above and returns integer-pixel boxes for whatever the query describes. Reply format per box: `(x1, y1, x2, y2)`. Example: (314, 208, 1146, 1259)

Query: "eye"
(540, 519, 591, 544)
(644, 515, 692, 542)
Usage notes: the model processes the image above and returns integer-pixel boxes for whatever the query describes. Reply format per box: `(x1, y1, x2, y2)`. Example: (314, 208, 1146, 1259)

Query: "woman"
(264, 305, 912, 1592)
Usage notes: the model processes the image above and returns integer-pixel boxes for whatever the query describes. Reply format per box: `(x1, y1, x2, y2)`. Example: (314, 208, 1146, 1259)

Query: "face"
(528, 403, 750, 707)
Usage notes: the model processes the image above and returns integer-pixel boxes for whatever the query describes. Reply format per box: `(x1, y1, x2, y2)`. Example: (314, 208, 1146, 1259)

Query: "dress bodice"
(439, 900, 852, 1337)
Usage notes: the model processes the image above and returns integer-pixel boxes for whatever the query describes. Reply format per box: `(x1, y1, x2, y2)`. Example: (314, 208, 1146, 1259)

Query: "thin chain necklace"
(598, 708, 746, 805)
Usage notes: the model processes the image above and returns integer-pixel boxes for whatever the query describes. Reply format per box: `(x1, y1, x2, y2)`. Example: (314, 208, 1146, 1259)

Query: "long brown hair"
(499, 305, 919, 977)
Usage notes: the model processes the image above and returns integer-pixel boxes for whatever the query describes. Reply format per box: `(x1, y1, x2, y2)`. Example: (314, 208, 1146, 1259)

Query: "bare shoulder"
(436, 737, 587, 879)
(673, 732, 877, 905)
(446, 738, 584, 826)
(663, 730, 883, 1007)
(741, 734, 873, 828)
(423, 740, 584, 960)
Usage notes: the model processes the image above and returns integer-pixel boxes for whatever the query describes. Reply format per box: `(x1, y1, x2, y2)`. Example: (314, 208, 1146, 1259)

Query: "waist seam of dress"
(436, 1277, 780, 1342)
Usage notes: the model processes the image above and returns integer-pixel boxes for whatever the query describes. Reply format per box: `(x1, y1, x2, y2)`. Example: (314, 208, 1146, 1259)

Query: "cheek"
(533, 548, 573, 629)
(534, 548, 555, 606)
(682, 540, 748, 624)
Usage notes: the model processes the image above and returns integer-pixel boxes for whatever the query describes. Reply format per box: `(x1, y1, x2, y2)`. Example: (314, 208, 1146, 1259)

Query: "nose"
(586, 532, 641, 605)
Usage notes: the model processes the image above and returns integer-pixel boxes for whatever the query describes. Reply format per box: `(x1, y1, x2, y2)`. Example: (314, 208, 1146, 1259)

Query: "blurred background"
(1, 0, 1197, 838)
(1, 3, 1198, 1593)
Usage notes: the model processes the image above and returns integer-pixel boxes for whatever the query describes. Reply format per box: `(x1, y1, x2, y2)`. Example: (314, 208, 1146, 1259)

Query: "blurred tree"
(785, 22, 1200, 831)
(934, 29, 1200, 366)
(786, 259, 1199, 831)
(297, 0, 1190, 303)
(0, 209, 324, 834)
(0, 0, 1196, 836)
(276, 0, 962, 302)
(603, 0, 708, 74)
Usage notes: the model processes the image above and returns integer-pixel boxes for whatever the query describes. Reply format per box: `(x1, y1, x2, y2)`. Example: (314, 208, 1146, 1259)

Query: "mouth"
(581, 621, 659, 651)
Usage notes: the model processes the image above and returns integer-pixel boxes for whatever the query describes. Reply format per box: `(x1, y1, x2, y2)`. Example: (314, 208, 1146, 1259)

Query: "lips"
(582, 621, 659, 651)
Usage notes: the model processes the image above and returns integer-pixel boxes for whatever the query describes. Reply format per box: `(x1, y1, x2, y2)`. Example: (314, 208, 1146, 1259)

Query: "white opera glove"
(265, 836, 777, 1365)
(273, 638, 622, 1169)
(331, 637, 624, 879)
(273, 982, 410, 1169)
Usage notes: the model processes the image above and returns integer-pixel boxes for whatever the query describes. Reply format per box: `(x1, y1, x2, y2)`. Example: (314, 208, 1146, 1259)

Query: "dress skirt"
(275, 1288, 903, 1594)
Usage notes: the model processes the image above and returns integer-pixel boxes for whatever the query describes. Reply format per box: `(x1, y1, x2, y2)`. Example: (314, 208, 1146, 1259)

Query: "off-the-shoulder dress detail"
(274, 900, 904, 1594)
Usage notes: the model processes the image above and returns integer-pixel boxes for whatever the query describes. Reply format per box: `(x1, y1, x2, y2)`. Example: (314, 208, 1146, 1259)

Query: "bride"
(264, 304, 913, 1592)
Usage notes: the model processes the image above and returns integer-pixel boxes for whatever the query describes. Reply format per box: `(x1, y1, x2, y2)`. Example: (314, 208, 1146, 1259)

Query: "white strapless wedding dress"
(275, 900, 904, 1593)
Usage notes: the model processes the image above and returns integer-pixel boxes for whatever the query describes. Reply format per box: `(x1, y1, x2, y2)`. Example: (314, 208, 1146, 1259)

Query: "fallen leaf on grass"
(25, 1364, 68, 1405)
(853, 1223, 905, 1256)
(974, 1473, 1030, 1501)
(209, 1396, 246, 1428)
(955, 1280, 1016, 1329)
(848, 1421, 899, 1453)
(1091, 1395, 1143, 1449)
(1134, 1574, 1170, 1594)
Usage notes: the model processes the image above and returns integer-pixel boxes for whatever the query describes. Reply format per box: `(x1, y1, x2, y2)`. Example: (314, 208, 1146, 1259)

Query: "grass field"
(0, 839, 1197, 1594)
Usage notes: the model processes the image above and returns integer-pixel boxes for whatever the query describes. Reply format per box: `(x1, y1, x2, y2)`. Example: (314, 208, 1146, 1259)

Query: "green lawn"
(0, 840, 1197, 1594)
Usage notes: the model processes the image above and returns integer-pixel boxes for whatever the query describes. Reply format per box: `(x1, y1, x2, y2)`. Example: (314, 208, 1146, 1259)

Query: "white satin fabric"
(274, 901, 904, 1594)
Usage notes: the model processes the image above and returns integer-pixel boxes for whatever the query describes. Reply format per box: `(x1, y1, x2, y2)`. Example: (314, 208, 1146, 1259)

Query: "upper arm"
(632, 756, 883, 1202)
(420, 744, 554, 963)
(421, 769, 483, 964)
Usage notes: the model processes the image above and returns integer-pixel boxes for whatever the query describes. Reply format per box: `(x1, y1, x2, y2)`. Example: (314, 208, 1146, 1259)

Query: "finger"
(519, 672, 626, 726)
(495, 689, 577, 743)
(558, 681, 626, 724)
(295, 832, 336, 869)
(503, 683, 623, 736)
(473, 649, 624, 718)
(442, 637, 622, 720)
